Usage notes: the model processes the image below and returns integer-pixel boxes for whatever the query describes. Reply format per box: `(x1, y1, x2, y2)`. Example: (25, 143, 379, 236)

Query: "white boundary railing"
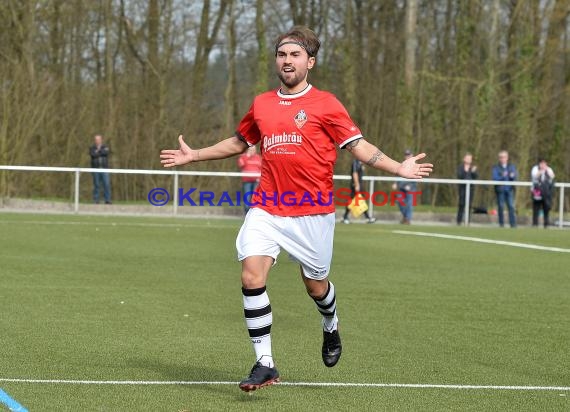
(0, 165, 568, 228)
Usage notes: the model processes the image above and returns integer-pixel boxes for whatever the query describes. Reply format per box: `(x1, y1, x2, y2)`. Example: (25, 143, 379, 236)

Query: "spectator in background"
(342, 159, 376, 224)
(531, 158, 555, 228)
(237, 145, 262, 214)
(456, 152, 478, 225)
(393, 149, 417, 224)
(89, 134, 111, 204)
(492, 150, 517, 227)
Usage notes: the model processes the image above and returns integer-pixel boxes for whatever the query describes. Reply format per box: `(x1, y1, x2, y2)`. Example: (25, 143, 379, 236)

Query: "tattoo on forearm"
(345, 139, 361, 152)
(366, 150, 385, 166)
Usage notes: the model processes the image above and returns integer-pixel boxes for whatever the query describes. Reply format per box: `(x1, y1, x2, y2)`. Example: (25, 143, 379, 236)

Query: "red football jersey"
(235, 84, 362, 216)
(237, 153, 262, 182)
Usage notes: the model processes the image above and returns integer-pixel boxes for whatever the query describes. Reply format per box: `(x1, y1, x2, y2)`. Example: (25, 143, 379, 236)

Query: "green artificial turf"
(0, 213, 568, 411)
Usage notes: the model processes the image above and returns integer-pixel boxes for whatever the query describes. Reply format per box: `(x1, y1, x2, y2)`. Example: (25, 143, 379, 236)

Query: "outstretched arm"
(344, 138, 433, 179)
(160, 135, 248, 168)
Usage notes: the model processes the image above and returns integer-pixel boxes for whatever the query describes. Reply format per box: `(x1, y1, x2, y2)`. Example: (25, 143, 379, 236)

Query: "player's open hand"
(160, 135, 195, 167)
(397, 153, 433, 179)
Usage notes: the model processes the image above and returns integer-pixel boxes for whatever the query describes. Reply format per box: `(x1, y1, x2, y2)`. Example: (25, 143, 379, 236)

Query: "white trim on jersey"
(339, 133, 363, 149)
(276, 84, 313, 99)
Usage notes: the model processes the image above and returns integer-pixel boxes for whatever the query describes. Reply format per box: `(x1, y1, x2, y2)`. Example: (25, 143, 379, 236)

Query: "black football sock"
(312, 281, 338, 332)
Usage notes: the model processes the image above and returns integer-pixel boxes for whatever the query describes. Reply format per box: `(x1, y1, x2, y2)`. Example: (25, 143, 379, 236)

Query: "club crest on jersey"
(294, 110, 308, 128)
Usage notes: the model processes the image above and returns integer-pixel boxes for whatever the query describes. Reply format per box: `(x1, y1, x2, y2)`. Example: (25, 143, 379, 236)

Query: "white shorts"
(236, 208, 336, 280)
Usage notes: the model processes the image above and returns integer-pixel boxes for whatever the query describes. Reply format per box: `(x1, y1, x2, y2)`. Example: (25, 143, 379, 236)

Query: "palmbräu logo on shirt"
(262, 109, 308, 155)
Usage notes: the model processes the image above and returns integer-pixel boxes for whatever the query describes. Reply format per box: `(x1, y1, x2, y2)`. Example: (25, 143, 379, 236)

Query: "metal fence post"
(464, 181, 470, 226)
(173, 171, 179, 216)
(559, 185, 565, 229)
(368, 179, 375, 217)
(74, 168, 80, 214)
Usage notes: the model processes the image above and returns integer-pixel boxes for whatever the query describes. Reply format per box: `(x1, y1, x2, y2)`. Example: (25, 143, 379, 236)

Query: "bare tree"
(224, 0, 238, 134)
(255, 0, 269, 94)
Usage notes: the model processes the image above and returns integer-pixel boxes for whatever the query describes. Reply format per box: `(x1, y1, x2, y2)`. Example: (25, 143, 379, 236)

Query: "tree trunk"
(404, 0, 417, 89)
(255, 0, 269, 94)
(224, 0, 238, 135)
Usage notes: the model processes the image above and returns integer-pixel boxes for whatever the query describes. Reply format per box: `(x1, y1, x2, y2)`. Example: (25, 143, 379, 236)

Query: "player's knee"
(306, 287, 324, 299)
(241, 269, 265, 289)
(303, 278, 329, 300)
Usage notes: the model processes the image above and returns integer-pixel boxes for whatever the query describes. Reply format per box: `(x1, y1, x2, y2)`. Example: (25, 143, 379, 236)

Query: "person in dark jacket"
(530, 158, 555, 228)
(393, 149, 417, 224)
(456, 153, 478, 225)
(89, 134, 111, 204)
(342, 159, 376, 224)
(491, 150, 517, 227)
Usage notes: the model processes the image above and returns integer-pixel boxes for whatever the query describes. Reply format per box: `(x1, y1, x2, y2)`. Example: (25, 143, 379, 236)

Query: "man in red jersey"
(237, 146, 262, 214)
(160, 26, 433, 392)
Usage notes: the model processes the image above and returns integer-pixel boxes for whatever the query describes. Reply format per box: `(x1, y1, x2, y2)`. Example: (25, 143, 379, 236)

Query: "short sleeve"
(235, 102, 261, 146)
(322, 96, 363, 148)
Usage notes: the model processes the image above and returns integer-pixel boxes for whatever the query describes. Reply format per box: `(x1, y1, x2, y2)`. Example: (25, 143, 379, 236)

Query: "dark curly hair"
(274, 26, 320, 58)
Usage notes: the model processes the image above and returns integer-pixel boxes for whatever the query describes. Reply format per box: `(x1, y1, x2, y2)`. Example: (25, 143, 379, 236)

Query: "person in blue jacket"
(492, 150, 517, 227)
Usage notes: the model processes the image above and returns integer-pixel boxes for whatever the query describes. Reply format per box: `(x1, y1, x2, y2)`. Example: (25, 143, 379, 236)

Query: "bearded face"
(275, 40, 315, 92)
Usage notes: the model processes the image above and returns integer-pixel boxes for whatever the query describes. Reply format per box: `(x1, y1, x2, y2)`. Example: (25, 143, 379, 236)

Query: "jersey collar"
(277, 84, 312, 99)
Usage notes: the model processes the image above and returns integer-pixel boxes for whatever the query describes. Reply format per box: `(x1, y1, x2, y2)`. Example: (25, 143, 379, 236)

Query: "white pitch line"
(0, 378, 569, 391)
(392, 230, 570, 253)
